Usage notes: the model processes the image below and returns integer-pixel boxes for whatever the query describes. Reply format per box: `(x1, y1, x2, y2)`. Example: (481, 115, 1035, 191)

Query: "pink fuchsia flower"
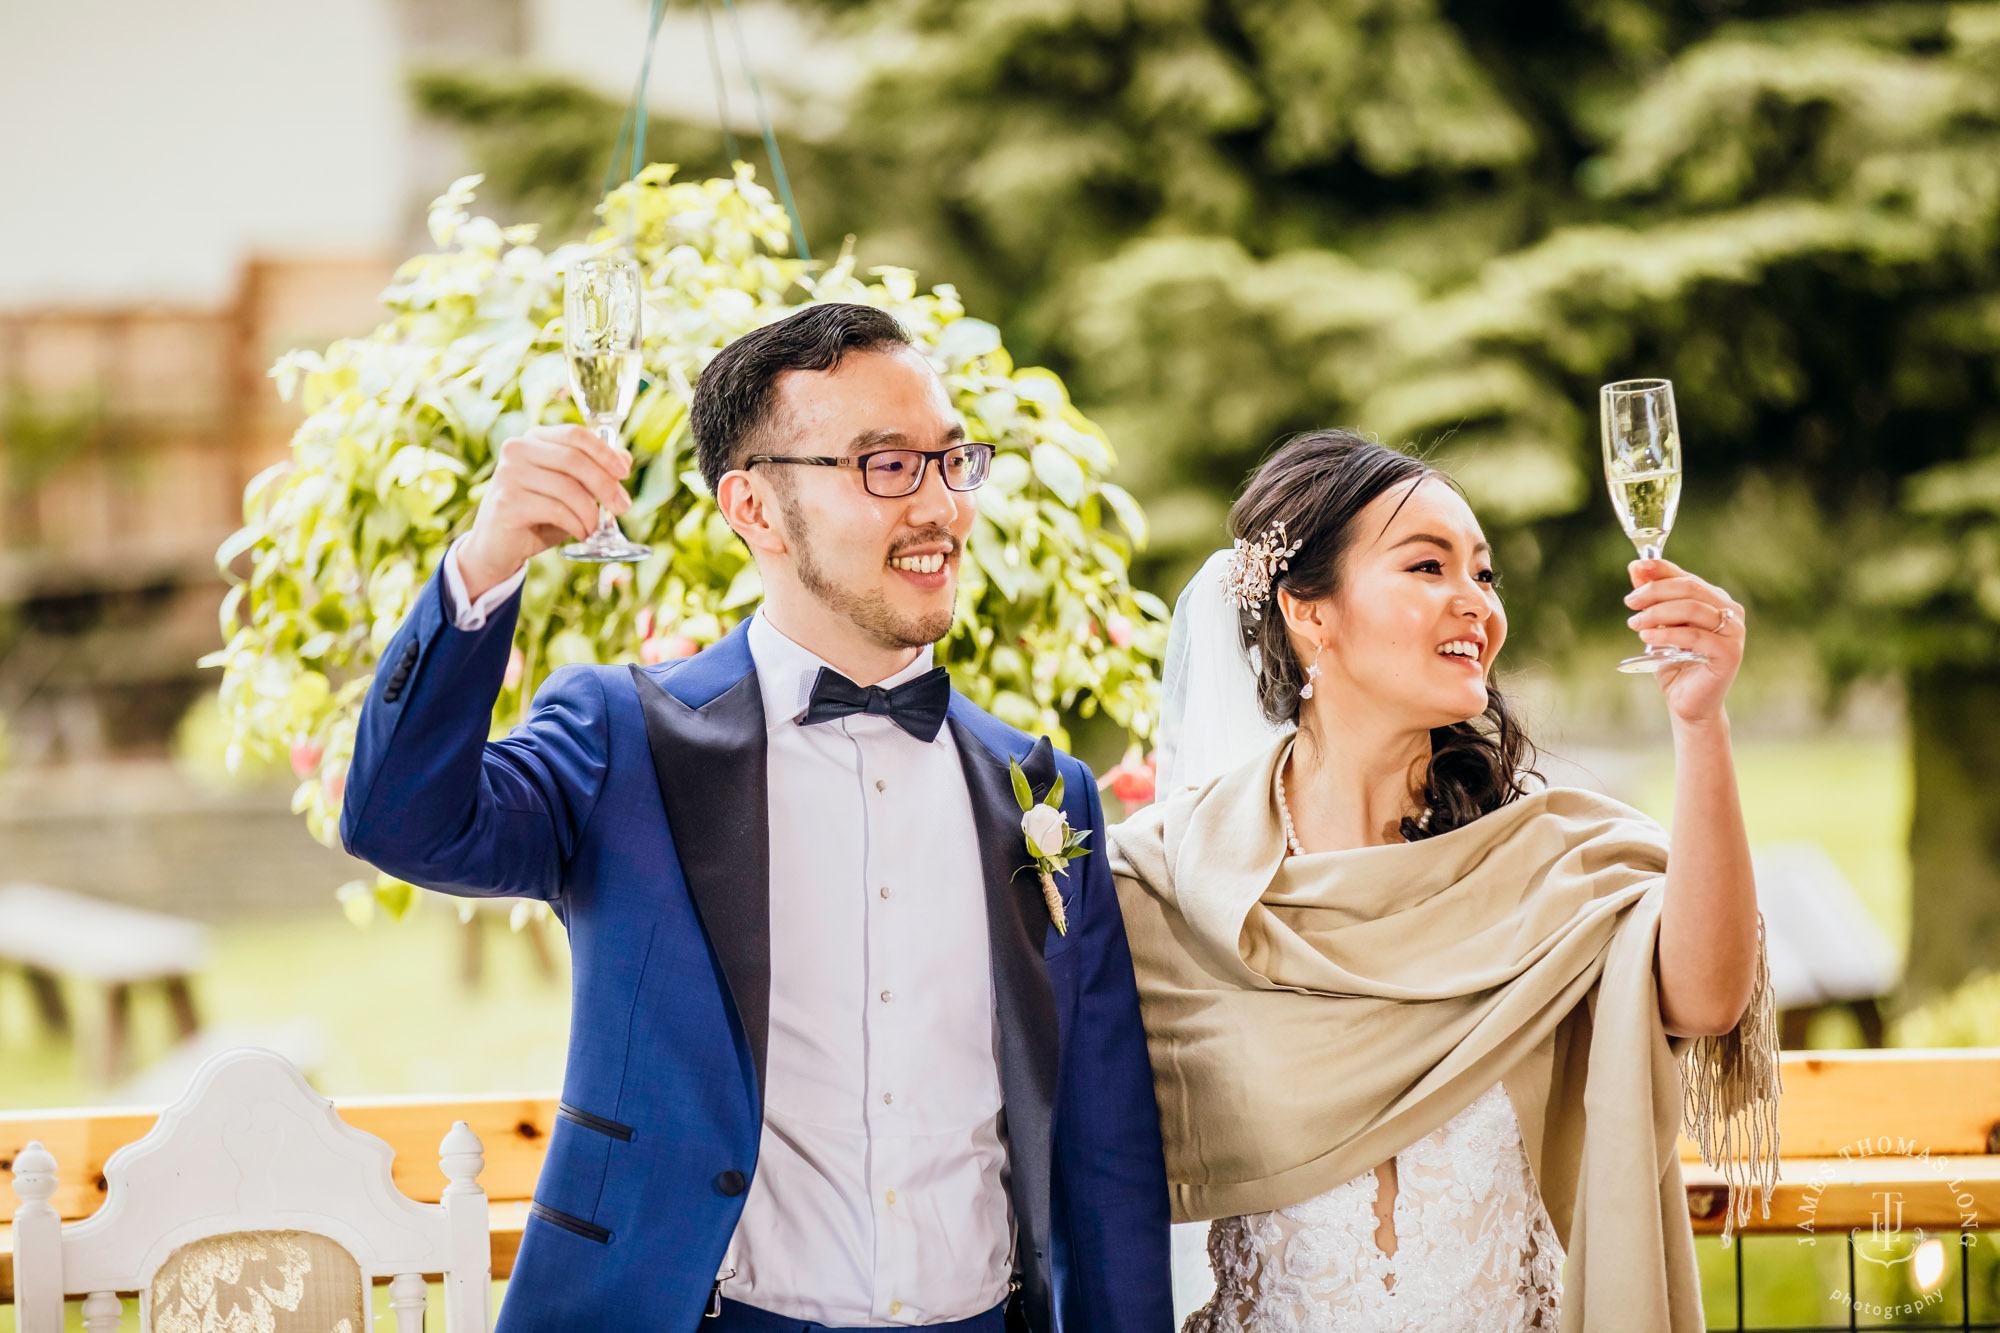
(640, 634, 700, 664)
(1106, 614, 1134, 649)
(1101, 750, 1157, 806)
(503, 646, 525, 692)
(597, 565, 633, 597)
(289, 739, 324, 779)
(635, 606, 656, 641)
(322, 764, 348, 806)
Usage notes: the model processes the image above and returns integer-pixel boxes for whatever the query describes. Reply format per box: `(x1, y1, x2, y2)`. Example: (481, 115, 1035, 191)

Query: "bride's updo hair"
(1229, 429, 1536, 839)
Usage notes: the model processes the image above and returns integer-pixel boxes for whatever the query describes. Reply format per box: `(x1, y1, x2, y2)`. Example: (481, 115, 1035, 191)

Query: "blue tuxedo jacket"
(340, 569, 1172, 1332)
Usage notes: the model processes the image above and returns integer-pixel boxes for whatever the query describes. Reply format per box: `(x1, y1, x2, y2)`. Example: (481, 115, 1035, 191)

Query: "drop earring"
(1300, 643, 1324, 699)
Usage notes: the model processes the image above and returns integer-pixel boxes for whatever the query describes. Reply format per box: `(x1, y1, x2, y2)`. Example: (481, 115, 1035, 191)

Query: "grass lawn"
(1632, 733, 1913, 950)
(1695, 1230, 2000, 1329)
(0, 903, 571, 1111)
(0, 1280, 490, 1332)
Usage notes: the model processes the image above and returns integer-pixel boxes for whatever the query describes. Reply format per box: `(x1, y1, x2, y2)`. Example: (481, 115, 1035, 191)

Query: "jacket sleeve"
(1050, 760, 1175, 1331)
(338, 566, 610, 901)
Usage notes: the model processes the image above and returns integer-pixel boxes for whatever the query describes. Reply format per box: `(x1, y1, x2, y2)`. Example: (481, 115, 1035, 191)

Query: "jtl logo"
(1852, 1190, 1926, 1266)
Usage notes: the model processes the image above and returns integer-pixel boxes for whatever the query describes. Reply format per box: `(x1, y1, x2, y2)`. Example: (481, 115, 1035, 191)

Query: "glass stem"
(591, 420, 623, 540)
(1634, 542, 1671, 656)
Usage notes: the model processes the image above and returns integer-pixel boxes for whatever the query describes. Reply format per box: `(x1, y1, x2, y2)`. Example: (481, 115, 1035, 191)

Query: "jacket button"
(715, 1169, 748, 1197)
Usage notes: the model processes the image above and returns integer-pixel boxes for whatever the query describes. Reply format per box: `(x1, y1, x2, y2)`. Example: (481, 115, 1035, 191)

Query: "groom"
(341, 303, 1171, 1331)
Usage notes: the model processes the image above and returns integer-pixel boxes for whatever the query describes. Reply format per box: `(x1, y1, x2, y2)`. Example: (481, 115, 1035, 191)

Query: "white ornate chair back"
(9, 1047, 490, 1332)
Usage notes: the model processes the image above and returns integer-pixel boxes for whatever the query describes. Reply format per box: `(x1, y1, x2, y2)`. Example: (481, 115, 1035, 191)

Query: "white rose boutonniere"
(1021, 804, 1067, 858)
(1010, 756, 1092, 936)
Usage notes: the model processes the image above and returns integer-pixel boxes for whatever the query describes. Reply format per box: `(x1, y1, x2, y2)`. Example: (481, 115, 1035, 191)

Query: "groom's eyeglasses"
(746, 442, 995, 498)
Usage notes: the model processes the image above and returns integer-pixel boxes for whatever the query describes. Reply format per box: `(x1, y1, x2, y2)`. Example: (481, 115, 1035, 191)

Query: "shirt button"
(879, 886, 892, 899)
(883, 1092, 895, 1104)
(880, 989, 893, 1003)
(875, 778, 886, 792)
(890, 1301, 903, 1316)
(886, 1189, 897, 1205)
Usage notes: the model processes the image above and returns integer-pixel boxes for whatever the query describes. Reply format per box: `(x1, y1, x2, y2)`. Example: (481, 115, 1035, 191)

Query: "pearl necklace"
(1275, 758, 1307, 858)
(1276, 748, 1432, 857)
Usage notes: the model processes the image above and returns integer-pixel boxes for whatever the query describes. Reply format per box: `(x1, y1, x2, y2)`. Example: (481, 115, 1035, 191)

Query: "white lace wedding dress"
(1185, 1083, 1564, 1333)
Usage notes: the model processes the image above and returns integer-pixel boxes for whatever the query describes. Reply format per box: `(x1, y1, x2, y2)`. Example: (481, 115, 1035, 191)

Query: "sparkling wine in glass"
(562, 257, 651, 563)
(1601, 377, 1706, 674)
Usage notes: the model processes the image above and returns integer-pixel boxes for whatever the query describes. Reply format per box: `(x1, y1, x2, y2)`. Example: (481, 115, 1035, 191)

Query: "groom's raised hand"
(457, 424, 633, 602)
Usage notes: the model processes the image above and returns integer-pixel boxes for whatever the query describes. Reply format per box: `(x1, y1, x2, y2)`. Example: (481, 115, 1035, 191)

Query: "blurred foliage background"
(418, 0, 2000, 999)
(8, 5, 2000, 1324)
(208, 169, 1165, 924)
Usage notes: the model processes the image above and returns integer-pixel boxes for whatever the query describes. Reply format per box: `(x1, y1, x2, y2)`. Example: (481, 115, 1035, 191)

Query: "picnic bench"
(4, 1048, 2000, 1308)
(0, 883, 209, 1080)
(1755, 843, 1901, 1048)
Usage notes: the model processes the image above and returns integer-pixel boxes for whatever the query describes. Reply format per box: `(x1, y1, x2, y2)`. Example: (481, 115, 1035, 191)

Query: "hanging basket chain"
(699, 0, 742, 168)
(719, 0, 811, 264)
(601, 0, 673, 204)
(600, 0, 811, 264)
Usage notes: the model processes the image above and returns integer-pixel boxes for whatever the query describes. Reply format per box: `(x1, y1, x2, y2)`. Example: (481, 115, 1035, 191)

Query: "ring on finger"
(1714, 606, 1736, 635)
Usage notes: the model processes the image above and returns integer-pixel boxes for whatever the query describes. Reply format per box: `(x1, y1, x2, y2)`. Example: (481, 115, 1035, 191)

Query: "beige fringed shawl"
(1110, 739, 1780, 1333)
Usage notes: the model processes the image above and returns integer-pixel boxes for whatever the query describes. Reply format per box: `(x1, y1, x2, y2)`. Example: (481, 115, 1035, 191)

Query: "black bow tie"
(801, 665, 952, 743)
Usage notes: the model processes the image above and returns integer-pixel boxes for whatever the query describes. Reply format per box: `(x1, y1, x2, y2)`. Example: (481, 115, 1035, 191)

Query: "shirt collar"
(746, 610, 939, 727)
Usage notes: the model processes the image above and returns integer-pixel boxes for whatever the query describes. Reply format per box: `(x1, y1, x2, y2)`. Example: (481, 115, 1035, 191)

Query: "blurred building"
(0, 0, 833, 910)
(0, 0, 834, 762)
(0, 260, 395, 767)
(2, 0, 421, 765)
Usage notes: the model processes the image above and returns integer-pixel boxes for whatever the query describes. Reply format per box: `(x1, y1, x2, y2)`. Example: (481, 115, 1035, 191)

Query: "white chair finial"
(13, 1141, 65, 1333)
(440, 1121, 485, 1195)
(12, 1141, 58, 1208)
(438, 1120, 492, 1332)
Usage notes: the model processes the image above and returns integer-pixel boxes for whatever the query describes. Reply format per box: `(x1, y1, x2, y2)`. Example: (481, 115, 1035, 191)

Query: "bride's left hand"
(1623, 557, 1746, 724)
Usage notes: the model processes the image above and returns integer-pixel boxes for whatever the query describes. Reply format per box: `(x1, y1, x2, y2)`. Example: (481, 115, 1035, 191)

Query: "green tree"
(209, 169, 1165, 916)
(805, 0, 2000, 999)
(419, 2, 2000, 997)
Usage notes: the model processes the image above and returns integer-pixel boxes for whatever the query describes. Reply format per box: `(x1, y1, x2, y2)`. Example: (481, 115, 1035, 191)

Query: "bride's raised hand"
(1622, 557, 1746, 724)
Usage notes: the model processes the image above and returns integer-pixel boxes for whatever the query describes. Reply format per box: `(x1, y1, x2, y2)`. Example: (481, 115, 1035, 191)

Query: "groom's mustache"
(886, 528, 961, 559)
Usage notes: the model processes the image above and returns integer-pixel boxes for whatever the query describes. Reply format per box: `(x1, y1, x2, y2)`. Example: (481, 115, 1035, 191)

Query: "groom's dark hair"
(691, 303, 913, 494)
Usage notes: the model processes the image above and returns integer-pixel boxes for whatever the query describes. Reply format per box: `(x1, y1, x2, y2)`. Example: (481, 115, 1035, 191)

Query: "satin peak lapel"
(951, 718, 1061, 1325)
(630, 655, 772, 1108)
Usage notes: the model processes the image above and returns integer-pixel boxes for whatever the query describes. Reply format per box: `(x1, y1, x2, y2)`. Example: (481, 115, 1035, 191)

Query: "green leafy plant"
(205, 167, 1166, 914)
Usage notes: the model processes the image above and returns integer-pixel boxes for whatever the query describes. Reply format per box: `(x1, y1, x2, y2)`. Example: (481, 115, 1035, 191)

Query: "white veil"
(1158, 549, 1293, 1316)
(1156, 548, 1295, 794)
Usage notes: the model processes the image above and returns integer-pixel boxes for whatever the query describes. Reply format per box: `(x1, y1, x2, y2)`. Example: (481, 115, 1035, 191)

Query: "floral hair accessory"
(1225, 520, 1303, 620)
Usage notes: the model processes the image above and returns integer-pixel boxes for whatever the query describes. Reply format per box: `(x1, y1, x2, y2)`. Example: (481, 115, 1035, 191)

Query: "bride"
(1111, 431, 1779, 1332)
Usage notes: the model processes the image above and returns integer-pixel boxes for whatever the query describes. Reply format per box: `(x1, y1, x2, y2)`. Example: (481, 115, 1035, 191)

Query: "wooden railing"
(1683, 1048, 2000, 1236)
(5, 1049, 2000, 1300)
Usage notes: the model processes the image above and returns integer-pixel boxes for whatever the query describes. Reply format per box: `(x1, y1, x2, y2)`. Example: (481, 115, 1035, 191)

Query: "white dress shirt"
(442, 539, 526, 630)
(442, 542, 1014, 1324)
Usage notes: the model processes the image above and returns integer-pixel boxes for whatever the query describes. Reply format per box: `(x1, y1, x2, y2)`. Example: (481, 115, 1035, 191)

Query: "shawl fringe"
(1678, 912, 1783, 1244)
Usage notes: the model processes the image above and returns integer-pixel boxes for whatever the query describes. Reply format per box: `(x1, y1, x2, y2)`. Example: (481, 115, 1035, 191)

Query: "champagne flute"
(562, 257, 651, 563)
(1601, 377, 1707, 673)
